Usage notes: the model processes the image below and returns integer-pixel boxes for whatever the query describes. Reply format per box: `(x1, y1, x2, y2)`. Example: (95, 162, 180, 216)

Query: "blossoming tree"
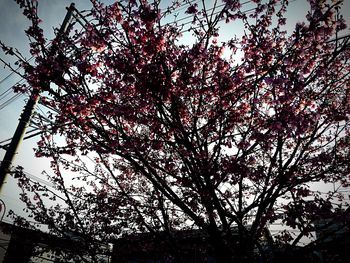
(2, 0, 350, 262)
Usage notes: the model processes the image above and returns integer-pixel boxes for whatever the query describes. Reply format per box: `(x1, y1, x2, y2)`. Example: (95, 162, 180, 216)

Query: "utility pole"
(0, 3, 75, 191)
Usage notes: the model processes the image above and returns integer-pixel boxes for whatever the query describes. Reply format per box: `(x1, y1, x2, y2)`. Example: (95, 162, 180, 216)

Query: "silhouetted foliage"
(2, 0, 350, 262)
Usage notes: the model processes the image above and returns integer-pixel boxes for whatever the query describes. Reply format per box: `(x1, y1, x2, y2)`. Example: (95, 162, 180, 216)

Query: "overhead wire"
(3, 0, 215, 137)
(167, 0, 251, 26)
(0, 38, 54, 112)
(22, 170, 54, 188)
(0, 78, 27, 109)
(166, 0, 200, 13)
(0, 51, 36, 90)
(0, 0, 348, 150)
(0, 94, 24, 110)
(0, 86, 13, 99)
(0, 0, 256, 115)
(0, 64, 25, 86)
(0, 71, 16, 86)
(178, 0, 298, 33)
(0, 0, 349, 245)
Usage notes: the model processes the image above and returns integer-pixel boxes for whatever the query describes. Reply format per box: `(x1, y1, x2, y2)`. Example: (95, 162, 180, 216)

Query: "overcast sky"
(0, 0, 349, 223)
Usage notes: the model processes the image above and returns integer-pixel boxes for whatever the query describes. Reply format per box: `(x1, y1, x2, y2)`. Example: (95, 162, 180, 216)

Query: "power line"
(164, 0, 200, 14)
(1, 0, 348, 164)
(0, 68, 21, 86)
(0, 127, 42, 146)
(0, 86, 13, 100)
(23, 170, 54, 188)
(0, 3, 76, 191)
(0, 93, 25, 111)
(0, 0, 286, 115)
(0, 40, 55, 113)
(168, 0, 251, 26)
(0, 31, 348, 149)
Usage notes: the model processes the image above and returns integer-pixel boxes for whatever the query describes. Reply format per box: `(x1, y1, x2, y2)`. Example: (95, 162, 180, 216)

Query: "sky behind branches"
(0, 0, 349, 225)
